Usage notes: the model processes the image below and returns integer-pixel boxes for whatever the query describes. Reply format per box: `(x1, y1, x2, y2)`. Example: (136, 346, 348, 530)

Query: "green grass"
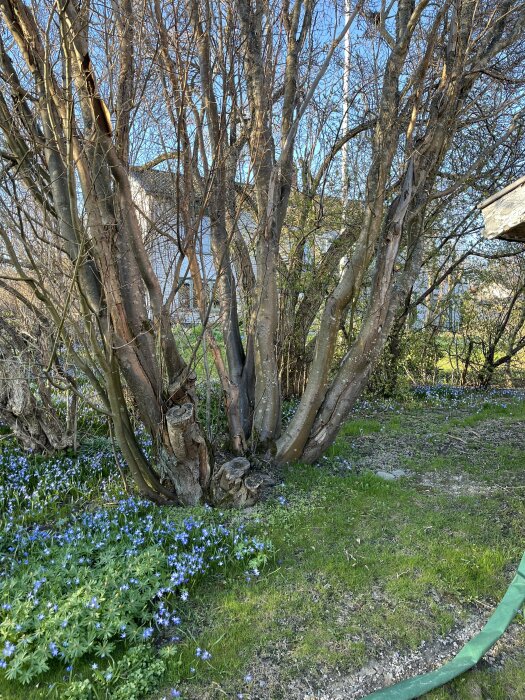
(151, 392, 525, 699)
(438, 400, 525, 432)
(425, 646, 525, 699)
(340, 417, 383, 436)
(154, 470, 525, 697)
(405, 449, 525, 487)
(339, 414, 406, 437)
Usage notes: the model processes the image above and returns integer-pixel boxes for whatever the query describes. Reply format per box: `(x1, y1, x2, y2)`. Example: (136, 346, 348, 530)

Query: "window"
(177, 280, 192, 309)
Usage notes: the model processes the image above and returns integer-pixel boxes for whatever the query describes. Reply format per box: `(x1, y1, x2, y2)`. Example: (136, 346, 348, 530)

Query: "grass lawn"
(1, 389, 525, 699)
(155, 391, 525, 700)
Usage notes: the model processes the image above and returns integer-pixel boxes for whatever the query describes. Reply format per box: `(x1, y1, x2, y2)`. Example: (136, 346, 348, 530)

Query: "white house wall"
(131, 173, 248, 319)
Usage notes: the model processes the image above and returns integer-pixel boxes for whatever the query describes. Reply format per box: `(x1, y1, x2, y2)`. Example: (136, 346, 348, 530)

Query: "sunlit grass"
(158, 466, 525, 697)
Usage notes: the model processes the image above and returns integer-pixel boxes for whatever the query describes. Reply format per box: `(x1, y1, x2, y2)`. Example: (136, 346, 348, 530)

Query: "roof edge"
(478, 175, 525, 210)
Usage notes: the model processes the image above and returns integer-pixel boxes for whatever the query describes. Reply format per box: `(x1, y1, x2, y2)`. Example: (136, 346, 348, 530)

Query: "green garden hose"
(364, 552, 525, 699)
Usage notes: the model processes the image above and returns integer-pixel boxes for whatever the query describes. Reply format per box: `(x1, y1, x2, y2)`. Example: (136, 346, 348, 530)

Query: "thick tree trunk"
(253, 225, 282, 445)
(209, 194, 255, 444)
(299, 204, 413, 462)
(161, 403, 211, 504)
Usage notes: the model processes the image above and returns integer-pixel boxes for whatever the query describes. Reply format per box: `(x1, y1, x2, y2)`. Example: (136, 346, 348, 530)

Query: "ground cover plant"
(0, 444, 268, 699)
(0, 444, 121, 528)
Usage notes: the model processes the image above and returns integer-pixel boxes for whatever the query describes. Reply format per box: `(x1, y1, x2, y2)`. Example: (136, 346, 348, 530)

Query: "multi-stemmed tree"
(0, 0, 524, 503)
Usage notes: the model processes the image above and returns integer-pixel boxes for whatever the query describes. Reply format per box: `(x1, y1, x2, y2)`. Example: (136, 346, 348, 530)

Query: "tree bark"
(0, 318, 72, 452)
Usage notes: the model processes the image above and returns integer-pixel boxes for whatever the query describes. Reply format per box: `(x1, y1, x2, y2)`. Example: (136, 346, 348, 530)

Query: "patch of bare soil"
(181, 612, 525, 700)
(347, 414, 525, 495)
(300, 616, 525, 700)
(415, 472, 502, 496)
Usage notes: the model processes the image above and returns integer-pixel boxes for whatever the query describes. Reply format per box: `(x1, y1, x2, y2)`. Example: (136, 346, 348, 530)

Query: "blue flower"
(2, 641, 15, 658)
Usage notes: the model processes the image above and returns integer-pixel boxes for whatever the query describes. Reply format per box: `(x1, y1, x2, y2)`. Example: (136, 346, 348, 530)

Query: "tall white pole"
(339, 0, 352, 279)
(341, 0, 351, 208)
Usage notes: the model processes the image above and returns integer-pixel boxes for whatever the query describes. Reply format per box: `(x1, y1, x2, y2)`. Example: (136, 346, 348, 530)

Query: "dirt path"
(229, 604, 525, 700)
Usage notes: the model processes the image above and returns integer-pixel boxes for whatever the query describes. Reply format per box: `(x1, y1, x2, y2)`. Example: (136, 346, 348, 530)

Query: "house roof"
(130, 169, 177, 199)
(478, 176, 525, 243)
(478, 175, 525, 211)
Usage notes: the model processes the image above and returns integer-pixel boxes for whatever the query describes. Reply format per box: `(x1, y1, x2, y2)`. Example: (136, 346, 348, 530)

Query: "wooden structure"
(479, 176, 525, 242)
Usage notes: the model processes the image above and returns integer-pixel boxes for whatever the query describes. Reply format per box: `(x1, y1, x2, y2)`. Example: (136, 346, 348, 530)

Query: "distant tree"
(456, 257, 525, 387)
